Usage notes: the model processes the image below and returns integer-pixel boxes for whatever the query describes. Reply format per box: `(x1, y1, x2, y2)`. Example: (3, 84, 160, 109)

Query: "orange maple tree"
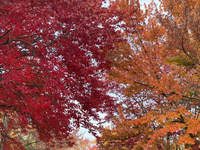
(98, 0, 200, 149)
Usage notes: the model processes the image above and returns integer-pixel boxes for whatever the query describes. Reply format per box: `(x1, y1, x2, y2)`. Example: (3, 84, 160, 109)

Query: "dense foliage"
(0, 0, 136, 149)
(98, 0, 200, 149)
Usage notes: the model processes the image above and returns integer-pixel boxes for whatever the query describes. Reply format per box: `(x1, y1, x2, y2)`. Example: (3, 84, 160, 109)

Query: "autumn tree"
(98, 0, 200, 149)
(0, 0, 136, 149)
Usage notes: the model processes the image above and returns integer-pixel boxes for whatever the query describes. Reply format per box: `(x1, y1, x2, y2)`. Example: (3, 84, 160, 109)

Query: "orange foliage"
(99, 0, 200, 149)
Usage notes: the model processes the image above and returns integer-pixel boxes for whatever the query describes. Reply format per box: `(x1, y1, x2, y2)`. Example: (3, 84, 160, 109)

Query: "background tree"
(34, 129, 97, 150)
(98, 0, 200, 149)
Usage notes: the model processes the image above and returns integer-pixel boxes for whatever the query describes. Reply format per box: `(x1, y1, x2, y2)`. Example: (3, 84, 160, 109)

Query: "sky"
(102, 0, 160, 8)
(140, 0, 160, 9)
(81, 0, 160, 142)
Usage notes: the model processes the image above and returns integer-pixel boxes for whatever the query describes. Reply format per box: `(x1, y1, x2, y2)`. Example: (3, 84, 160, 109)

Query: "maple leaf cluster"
(0, 0, 137, 149)
(98, 0, 200, 150)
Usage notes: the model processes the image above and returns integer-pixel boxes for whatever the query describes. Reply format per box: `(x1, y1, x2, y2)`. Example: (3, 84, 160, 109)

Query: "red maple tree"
(0, 0, 136, 149)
